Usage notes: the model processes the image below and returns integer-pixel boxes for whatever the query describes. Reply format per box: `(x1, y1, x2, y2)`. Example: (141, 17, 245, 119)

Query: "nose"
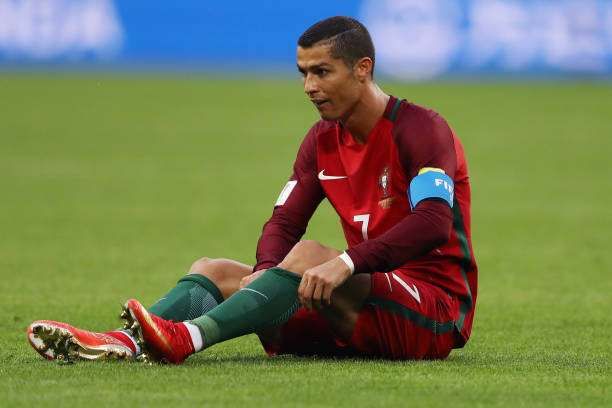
(303, 73, 318, 97)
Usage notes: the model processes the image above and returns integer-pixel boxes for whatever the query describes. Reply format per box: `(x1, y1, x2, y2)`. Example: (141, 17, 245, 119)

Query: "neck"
(341, 83, 389, 143)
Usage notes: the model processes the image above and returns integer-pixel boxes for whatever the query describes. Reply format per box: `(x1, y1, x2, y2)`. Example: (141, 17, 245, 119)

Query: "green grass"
(0, 74, 610, 407)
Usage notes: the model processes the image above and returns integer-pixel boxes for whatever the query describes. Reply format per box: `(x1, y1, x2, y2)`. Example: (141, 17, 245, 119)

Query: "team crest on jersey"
(378, 166, 395, 209)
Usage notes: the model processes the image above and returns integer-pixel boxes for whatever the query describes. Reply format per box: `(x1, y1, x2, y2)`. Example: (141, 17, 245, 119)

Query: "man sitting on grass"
(27, 16, 477, 363)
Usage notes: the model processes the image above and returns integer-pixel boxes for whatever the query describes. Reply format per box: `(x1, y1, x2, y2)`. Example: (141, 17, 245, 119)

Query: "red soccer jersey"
(256, 96, 477, 345)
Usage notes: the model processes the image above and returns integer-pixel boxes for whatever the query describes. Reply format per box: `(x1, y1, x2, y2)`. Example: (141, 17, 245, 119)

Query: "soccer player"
(27, 16, 477, 363)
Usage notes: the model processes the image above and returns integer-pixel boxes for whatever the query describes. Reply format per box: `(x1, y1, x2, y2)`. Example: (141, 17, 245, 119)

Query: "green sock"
(148, 274, 224, 321)
(190, 267, 301, 348)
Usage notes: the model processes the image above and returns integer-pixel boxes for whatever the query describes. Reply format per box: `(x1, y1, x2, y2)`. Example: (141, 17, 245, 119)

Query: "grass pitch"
(0, 75, 610, 407)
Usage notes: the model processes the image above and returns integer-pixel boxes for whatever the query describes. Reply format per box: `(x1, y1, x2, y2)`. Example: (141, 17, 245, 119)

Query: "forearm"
(346, 200, 452, 274)
(254, 123, 324, 271)
(254, 211, 306, 271)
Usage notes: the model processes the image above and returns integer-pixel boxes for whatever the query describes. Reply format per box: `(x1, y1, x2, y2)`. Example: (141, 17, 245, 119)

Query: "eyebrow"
(296, 63, 332, 73)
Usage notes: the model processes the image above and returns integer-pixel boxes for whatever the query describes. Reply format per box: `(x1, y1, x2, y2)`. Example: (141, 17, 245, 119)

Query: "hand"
(298, 257, 352, 310)
(240, 269, 266, 288)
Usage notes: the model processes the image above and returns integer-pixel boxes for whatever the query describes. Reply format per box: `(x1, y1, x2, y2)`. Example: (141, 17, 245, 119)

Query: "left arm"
(346, 200, 451, 274)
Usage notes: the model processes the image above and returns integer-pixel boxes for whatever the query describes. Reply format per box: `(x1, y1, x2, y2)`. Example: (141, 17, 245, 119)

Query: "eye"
(316, 68, 329, 77)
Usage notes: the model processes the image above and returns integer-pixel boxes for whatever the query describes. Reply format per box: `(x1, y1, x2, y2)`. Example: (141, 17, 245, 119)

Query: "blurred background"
(1, 1, 610, 406)
(1, 0, 612, 78)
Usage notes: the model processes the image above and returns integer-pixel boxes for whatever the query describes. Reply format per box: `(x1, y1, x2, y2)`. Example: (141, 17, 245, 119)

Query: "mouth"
(311, 99, 330, 109)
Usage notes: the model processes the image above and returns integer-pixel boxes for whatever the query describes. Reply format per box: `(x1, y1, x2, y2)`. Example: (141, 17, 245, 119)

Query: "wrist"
(337, 252, 355, 275)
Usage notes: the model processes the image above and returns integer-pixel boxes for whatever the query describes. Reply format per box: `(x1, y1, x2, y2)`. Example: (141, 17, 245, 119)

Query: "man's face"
(297, 44, 364, 121)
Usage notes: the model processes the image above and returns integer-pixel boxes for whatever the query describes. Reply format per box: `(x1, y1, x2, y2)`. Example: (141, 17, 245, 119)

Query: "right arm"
(253, 126, 324, 272)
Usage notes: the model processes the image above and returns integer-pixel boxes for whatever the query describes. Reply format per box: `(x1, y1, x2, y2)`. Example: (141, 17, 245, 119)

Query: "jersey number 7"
(353, 214, 370, 240)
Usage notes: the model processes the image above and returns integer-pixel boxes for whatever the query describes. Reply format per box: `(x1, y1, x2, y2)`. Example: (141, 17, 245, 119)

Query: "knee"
(290, 240, 325, 257)
(189, 257, 233, 282)
(278, 240, 328, 275)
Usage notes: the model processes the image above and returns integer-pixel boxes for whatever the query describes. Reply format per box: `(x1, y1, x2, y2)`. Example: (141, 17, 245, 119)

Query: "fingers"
(240, 274, 256, 288)
(297, 258, 352, 309)
(299, 272, 331, 310)
(240, 270, 264, 289)
(321, 285, 334, 307)
(298, 275, 314, 310)
(312, 281, 324, 310)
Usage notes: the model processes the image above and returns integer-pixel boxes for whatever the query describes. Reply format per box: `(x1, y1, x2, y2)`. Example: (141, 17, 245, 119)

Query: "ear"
(353, 57, 373, 82)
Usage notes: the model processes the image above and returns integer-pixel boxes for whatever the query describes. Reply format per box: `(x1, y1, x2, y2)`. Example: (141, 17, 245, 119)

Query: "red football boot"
(27, 320, 137, 362)
(122, 299, 195, 364)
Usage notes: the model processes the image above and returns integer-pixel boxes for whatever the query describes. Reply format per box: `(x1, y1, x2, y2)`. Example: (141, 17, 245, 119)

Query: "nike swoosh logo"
(318, 170, 347, 181)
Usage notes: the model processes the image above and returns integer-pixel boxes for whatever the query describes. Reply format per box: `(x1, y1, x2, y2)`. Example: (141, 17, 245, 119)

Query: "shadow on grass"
(185, 349, 609, 371)
(186, 352, 444, 368)
(14, 346, 606, 372)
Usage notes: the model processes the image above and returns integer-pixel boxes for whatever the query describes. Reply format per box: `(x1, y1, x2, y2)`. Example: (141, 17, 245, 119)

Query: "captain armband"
(408, 167, 454, 210)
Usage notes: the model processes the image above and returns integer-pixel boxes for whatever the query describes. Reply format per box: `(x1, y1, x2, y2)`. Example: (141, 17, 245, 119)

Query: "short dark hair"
(298, 16, 375, 77)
